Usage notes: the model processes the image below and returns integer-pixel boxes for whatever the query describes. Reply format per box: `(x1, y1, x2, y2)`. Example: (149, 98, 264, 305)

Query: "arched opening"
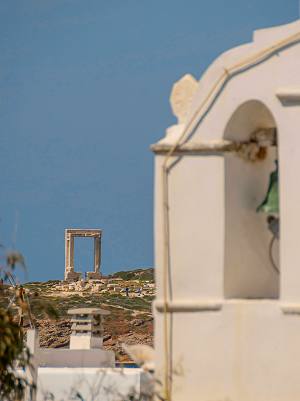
(224, 100, 279, 299)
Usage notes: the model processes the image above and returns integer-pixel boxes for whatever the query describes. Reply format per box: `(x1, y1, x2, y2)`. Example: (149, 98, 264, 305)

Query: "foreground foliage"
(0, 307, 31, 401)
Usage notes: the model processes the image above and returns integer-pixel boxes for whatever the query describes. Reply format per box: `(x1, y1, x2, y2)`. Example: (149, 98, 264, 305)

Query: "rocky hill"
(112, 268, 154, 281)
(0, 268, 155, 362)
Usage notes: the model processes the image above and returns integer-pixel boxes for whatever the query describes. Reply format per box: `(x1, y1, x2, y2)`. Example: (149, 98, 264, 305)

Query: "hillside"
(112, 267, 154, 281)
(0, 268, 155, 361)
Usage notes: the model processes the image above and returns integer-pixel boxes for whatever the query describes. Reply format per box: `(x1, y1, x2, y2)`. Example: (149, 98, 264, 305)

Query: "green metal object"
(257, 161, 279, 214)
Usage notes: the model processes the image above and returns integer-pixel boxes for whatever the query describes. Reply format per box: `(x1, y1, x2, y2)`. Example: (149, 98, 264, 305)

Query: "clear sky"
(0, 1, 298, 282)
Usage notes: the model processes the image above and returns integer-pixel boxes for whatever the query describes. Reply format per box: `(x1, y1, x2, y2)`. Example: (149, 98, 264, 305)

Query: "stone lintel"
(65, 229, 102, 238)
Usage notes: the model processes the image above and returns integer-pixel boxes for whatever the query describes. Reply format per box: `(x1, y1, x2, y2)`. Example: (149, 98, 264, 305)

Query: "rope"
(269, 236, 279, 274)
(160, 29, 300, 401)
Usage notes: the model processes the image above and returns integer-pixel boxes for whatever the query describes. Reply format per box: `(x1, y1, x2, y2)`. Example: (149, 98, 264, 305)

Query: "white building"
(152, 19, 300, 401)
(22, 308, 151, 401)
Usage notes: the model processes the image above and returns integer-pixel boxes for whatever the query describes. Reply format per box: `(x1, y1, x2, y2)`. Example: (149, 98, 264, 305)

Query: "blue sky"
(0, 0, 298, 282)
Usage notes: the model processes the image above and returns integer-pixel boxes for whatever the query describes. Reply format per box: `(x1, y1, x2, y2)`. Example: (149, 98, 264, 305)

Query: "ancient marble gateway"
(64, 228, 102, 281)
(152, 19, 300, 401)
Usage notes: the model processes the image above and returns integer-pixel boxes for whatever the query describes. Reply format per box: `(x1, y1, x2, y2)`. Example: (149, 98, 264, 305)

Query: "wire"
(269, 236, 279, 274)
(161, 28, 300, 401)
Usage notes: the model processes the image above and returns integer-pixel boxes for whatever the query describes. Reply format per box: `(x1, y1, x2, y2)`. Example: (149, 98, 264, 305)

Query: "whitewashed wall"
(153, 19, 300, 401)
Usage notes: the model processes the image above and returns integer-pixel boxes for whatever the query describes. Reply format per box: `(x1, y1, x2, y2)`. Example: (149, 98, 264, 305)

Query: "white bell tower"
(153, 19, 300, 401)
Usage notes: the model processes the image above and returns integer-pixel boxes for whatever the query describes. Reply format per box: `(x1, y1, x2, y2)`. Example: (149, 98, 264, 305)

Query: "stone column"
(65, 231, 70, 278)
(70, 236, 74, 269)
(65, 231, 78, 280)
(94, 236, 101, 273)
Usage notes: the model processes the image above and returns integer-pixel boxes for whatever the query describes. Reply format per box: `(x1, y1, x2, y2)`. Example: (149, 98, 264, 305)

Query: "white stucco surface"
(36, 368, 148, 401)
(153, 19, 300, 401)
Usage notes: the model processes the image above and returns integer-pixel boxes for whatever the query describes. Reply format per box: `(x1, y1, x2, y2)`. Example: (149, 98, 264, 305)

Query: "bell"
(257, 161, 279, 214)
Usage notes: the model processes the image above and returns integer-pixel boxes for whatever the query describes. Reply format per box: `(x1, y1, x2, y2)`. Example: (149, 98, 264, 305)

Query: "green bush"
(0, 308, 32, 401)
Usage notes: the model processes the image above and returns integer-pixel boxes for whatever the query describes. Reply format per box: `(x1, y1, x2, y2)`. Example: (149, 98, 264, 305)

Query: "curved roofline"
(153, 19, 300, 147)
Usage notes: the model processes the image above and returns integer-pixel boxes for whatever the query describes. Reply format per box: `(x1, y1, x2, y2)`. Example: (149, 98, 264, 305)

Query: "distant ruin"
(64, 228, 102, 281)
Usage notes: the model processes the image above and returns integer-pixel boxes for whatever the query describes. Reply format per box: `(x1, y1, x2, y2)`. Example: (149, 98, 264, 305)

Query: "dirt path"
(103, 302, 152, 317)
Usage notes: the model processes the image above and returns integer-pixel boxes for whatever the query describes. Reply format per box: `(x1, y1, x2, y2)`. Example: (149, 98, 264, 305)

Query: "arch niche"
(223, 100, 279, 299)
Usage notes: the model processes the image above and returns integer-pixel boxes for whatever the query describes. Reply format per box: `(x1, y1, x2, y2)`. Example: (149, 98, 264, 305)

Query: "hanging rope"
(269, 236, 279, 274)
(161, 29, 300, 401)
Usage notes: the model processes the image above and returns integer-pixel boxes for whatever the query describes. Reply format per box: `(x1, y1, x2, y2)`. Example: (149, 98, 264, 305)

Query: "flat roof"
(68, 307, 110, 315)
